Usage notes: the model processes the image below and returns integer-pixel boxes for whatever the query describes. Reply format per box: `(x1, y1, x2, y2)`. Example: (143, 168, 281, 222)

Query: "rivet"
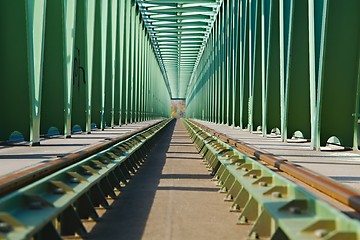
(288, 206, 302, 214)
(271, 191, 282, 198)
(29, 201, 43, 210)
(235, 162, 241, 166)
(259, 181, 267, 187)
(101, 159, 109, 164)
(249, 174, 257, 179)
(93, 164, 102, 170)
(83, 170, 92, 176)
(250, 232, 259, 239)
(230, 159, 238, 164)
(241, 167, 248, 172)
(0, 222, 11, 233)
(314, 229, 328, 238)
(69, 177, 80, 183)
(53, 187, 65, 195)
(239, 216, 248, 224)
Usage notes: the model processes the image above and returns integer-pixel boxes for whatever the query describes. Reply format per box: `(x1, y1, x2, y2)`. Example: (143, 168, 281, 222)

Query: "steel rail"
(0, 118, 173, 239)
(184, 119, 360, 239)
(188, 119, 360, 213)
(0, 120, 163, 198)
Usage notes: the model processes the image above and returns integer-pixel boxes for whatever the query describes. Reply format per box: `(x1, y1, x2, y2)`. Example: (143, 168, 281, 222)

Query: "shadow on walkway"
(88, 120, 177, 240)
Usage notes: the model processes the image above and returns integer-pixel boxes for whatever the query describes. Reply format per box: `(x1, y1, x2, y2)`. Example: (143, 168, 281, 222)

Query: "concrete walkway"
(89, 119, 249, 240)
(0, 121, 159, 178)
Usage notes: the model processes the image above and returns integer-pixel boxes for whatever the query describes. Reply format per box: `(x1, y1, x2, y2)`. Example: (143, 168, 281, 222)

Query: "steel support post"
(42, 0, 77, 137)
(85, 0, 96, 133)
(312, 0, 360, 149)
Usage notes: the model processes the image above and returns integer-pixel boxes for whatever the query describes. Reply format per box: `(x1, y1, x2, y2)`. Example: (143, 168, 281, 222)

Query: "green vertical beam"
(0, 2, 29, 142)
(124, 0, 130, 124)
(217, 15, 222, 124)
(114, 0, 121, 126)
(225, 0, 232, 126)
(27, 0, 47, 144)
(230, 0, 237, 127)
(315, 0, 360, 149)
(286, 0, 311, 140)
(0, 1, 46, 144)
(72, 0, 87, 133)
(64, 0, 77, 137)
(249, 0, 262, 132)
(241, 0, 249, 129)
(117, 0, 125, 125)
(42, 0, 76, 138)
(140, 35, 146, 121)
(220, 3, 226, 124)
(100, 0, 108, 129)
(129, 0, 135, 123)
(234, 0, 241, 127)
(92, 0, 107, 130)
(85, 0, 96, 133)
(133, 9, 140, 123)
(264, 0, 281, 135)
(137, 18, 142, 122)
(279, 0, 291, 141)
(42, 0, 63, 137)
(261, 0, 269, 136)
(104, 0, 117, 128)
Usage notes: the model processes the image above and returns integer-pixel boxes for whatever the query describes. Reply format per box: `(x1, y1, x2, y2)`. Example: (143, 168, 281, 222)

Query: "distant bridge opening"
(171, 100, 186, 119)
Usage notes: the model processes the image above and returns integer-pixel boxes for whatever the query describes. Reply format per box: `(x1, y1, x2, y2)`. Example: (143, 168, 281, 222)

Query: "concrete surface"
(88, 119, 250, 240)
(0, 120, 159, 179)
(195, 120, 360, 192)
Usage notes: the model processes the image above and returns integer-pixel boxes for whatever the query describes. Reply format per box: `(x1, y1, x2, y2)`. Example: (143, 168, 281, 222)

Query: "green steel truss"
(0, 0, 359, 150)
(137, 0, 222, 99)
(0, 0, 171, 145)
(186, 0, 360, 150)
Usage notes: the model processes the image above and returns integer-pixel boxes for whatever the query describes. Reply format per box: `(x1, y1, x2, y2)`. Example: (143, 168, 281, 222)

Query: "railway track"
(0, 119, 172, 240)
(183, 119, 360, 240)
(1, 118, 360, 239)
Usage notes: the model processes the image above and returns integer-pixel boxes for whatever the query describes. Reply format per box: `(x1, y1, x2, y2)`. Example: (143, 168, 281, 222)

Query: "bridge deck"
(195, 120, 360, 192)
(0, 120, 159, 179)
(1, 119, 360, 239)
(88, 119, 249, 239)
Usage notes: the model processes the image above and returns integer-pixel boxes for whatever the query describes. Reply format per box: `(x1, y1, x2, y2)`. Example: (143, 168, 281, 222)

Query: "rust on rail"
(189, 120, 360, 212)
(0, 120, 163, 197)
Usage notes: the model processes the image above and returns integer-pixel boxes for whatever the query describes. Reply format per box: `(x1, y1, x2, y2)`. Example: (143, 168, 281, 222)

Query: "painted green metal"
(263, 0, 281, 136)
(104, 0, 118, 128)
(186, 0, 360, 149)
(312, 1, 360, 149)
(41, 0, 77, 138)
(0, 0, 170, 143)
(0, 119, 171, 239)
(72, 0, 87, 134)
(184, 119, 360, 239)
(64, 1, 78, 137)
(0, 1, 46, 144)
(85, 0, 96, 133)
(0, 0, 359, 149)
(27, 0, 47, 144)
(137, 0, 222, 99)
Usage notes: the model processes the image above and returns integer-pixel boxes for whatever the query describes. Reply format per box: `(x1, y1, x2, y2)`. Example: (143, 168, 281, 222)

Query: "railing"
(0, 119, 172, 240)
(183, 119, 360, 239)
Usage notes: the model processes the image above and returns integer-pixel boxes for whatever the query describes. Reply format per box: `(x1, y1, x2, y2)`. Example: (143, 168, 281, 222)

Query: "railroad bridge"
(0, 0, 360, 239)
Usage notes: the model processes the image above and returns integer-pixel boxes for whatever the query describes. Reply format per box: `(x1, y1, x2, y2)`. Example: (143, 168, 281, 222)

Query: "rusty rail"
(0, 120, 165, 197)
(188, 119, 360, 212)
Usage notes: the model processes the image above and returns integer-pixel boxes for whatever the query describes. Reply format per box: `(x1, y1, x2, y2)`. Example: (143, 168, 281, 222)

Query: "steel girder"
(137, 0, 223, 99)
(186, 0, 360, 150)
(0, 0, 171, 144)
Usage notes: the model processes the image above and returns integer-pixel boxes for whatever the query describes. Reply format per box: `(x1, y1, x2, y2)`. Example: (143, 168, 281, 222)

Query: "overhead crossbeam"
(137, 0, 222, 98)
